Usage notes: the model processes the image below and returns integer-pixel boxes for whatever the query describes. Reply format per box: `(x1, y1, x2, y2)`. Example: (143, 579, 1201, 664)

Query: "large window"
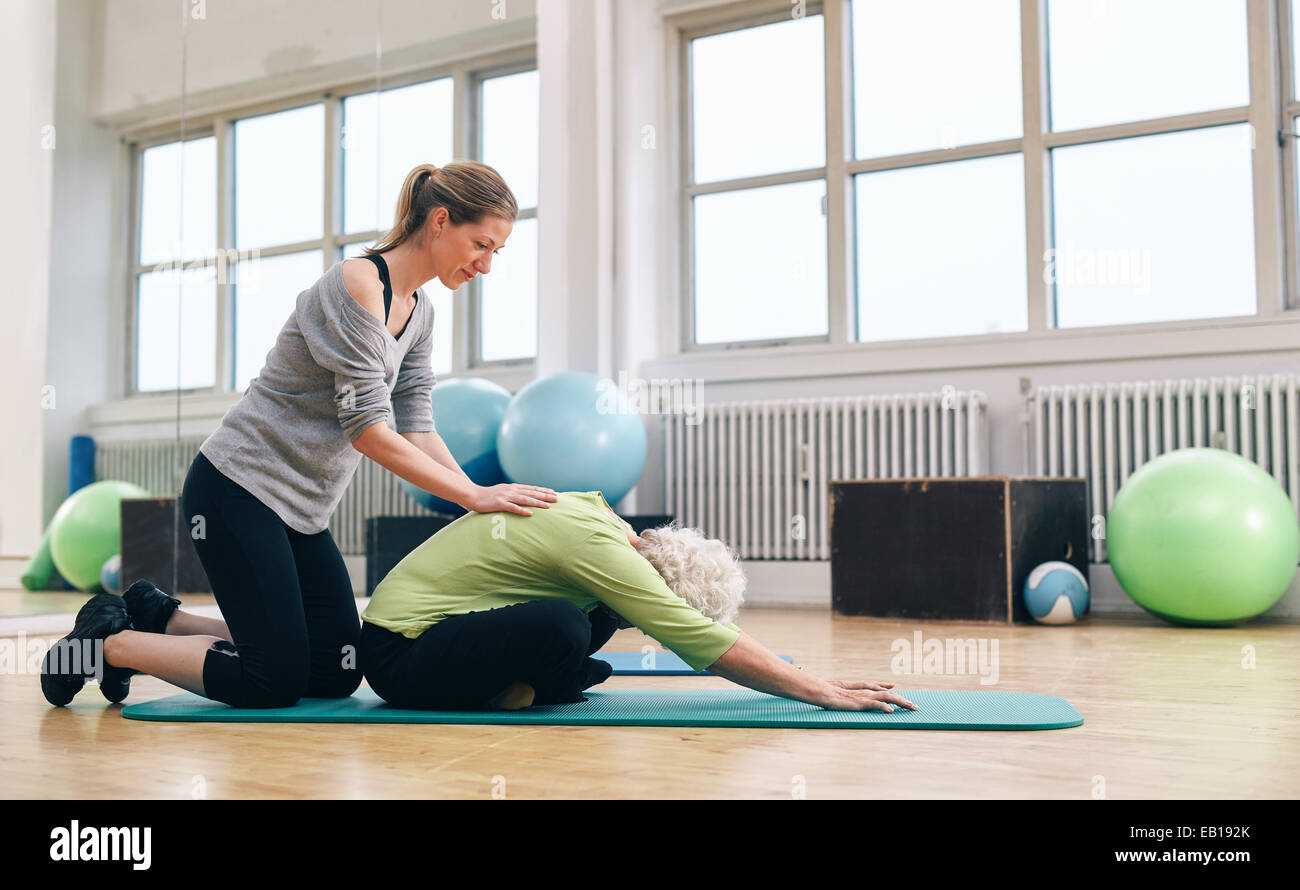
(687, 13, 827, 346)
(852, 0, 1025, 343)
(130, 59, 537, 396)
(1045, 0, 1254, 329)
(683, 0, 1278, 351)
(231, 104, 326, 393)
(134, 136, 217, 393)
(478, 68, 540, 362)
(342, 78, 454, 237)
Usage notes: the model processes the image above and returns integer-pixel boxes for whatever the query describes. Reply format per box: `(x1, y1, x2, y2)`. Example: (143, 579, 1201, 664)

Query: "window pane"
(693, 180, 828, 344)
(479, 216, 537, 362)
(691, 16, 825, 184)
(855, 155, 1027, 342)
(482, 70, 538, 210)
(1047, 0, 1249, 132)
(235, 104, 324, 248)
(852, 0, 1021, 159)
(234, 251, 323, 393)
(139, 137, 216, 266)
(136, 264, 216, 392)
(340, 241, 374, 260)
(1051, 125, 1256, 328)
(343, 79, 454, 235)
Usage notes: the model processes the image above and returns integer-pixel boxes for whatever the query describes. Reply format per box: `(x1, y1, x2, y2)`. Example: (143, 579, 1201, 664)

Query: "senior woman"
(360, 490, 918, 713)
(41, 161, 556, 709)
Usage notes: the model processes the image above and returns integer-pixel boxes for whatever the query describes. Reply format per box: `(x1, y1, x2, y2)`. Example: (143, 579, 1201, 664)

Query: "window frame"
(127, 125, 219, 396)
(123, 46, 537, 398)
(1277, 0, 1300, 311)
(671, 0, 1293, 358)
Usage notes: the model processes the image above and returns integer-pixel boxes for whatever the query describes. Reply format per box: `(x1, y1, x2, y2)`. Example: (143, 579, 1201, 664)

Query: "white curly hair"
(635, 524, 746, 625)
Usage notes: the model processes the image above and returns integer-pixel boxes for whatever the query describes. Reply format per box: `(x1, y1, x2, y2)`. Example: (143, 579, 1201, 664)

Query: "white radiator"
(1026, 373, 1300, 563)
(665, 391, 990, 560)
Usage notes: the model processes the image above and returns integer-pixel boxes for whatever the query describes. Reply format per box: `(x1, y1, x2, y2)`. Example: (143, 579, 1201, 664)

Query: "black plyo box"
(830, 477, 1089, 623)
(623, 514, 675, 534)
(365, 515, 459, 595)
(120, 497, 211, 595)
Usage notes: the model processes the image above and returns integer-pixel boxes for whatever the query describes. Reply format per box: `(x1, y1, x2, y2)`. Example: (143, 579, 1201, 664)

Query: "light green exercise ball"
(48, 480, 149, 592)
(1106, 448, 1299, 626)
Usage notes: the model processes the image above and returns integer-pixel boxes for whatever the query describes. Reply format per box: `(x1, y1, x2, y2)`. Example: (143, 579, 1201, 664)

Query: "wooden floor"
(0, 588, 118, 617)
(2, 605, 1296, 799)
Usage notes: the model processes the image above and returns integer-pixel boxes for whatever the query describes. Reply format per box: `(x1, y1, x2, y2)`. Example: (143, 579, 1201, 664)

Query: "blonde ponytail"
(367, 161, 517, 254)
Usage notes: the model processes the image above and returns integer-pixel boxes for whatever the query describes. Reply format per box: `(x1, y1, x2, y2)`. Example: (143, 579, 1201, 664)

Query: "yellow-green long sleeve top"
(362, 491, 741, 672)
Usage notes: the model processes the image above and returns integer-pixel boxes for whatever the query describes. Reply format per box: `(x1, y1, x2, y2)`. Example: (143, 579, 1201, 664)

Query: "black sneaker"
(98, 662, 133, 704)
(41, 593, 133, 707)
(122, 578, 182, 635)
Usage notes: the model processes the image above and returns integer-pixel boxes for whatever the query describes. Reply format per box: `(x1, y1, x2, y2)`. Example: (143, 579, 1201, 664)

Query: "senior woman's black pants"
(359, 601, 618, 709)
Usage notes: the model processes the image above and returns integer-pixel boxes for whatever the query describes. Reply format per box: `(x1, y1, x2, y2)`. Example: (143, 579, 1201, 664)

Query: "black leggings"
(359, 600, 618, 709)
(180, 450, 362, 708)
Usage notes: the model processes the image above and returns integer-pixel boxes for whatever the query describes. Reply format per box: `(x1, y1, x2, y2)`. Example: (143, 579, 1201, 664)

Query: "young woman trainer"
(41, 162, 556, 709)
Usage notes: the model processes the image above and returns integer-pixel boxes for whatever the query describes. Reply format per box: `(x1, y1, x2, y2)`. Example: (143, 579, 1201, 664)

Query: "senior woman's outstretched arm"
(707, 631, 918, 713)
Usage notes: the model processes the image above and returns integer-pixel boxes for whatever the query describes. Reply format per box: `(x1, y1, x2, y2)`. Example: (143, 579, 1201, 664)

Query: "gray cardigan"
(200, 260, 436, 534)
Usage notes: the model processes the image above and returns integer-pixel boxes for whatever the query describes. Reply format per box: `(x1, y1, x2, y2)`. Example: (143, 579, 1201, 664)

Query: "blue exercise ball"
(496, 371, 647, 506)
(1023, 561, 1089, 625)
(100, 554, 121, 594)
(400, 377, 513, 516)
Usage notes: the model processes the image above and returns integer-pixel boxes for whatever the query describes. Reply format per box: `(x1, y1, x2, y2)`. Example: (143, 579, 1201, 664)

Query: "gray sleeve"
(299, 284, 393, 443)
(391, 301, 437, 434)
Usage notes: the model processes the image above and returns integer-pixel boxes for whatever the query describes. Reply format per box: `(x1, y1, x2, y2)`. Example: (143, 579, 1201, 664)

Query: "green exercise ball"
(48, 480, 149, 592)
(1106, 447, 1299, 626)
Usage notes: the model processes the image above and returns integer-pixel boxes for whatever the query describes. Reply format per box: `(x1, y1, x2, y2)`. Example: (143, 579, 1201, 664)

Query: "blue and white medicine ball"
(1023, 561, 1089, 624)
(100, 554, 122, 594)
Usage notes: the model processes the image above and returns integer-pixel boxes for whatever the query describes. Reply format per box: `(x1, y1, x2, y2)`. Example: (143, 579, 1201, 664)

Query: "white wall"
(0, 0, 58, 583)
(43, 0, 120, 531)
(94, 0, 537, 125)
(536, 0, 615, 380)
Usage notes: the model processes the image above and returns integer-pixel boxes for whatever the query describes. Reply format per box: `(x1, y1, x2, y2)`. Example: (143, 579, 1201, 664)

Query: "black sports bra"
(360, 253, 417, 339)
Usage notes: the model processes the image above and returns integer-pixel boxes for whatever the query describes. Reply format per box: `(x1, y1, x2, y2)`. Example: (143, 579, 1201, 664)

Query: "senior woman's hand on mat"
(706, 631, 918, 713)
(599, 502, 915, 712)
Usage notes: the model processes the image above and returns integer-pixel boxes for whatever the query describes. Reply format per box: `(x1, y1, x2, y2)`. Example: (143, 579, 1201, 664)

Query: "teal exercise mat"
(595, 651, 793, 675)
(121, 688, 1083, 730)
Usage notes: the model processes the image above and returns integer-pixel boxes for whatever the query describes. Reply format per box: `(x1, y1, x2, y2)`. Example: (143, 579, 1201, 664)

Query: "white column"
(0, 0, 57, 581)
(611, 0, 672, 513)
(535, 0, 616, 378)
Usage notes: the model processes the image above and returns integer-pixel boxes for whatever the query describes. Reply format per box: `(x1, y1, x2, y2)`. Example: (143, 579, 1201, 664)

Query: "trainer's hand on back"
(819, 679, 917, 713)
(467, 483, 558, 516)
